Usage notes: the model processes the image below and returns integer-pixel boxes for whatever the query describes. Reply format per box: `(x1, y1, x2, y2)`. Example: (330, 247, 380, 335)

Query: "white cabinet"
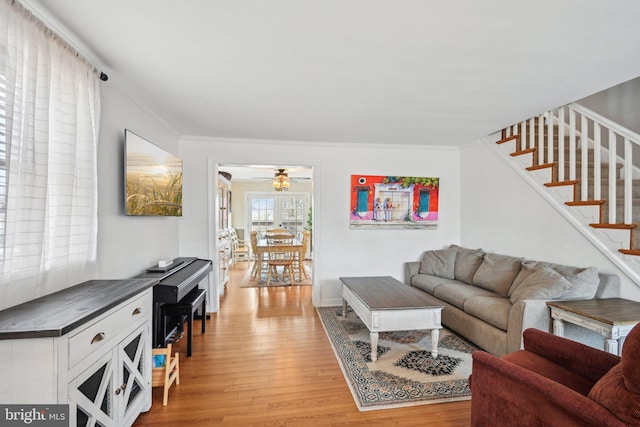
(68, 321, 151, 426)
(216, 174, 232, 296)
(217, 229, 231, 291)
(0, 281, 153, 427)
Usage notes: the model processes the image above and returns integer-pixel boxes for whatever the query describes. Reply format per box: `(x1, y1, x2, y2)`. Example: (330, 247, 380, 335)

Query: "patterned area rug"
(240, 262, 312, 287)
(316, 306, 477, 411)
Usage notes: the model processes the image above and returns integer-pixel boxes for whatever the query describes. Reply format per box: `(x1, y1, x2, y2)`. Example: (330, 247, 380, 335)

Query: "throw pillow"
(472, 253, 523, 297)
(547, 263, 600, 300)
(508, 261, 573, 303)
(418, 247, 457, 279)
(450, 245, 485, 284)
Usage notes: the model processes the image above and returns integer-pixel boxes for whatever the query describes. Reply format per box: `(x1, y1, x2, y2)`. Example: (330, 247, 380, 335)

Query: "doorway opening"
(213, 164, 314, 298)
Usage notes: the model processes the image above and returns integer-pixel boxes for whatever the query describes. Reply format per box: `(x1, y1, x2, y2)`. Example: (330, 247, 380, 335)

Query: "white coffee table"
(340, 276, 444, 362)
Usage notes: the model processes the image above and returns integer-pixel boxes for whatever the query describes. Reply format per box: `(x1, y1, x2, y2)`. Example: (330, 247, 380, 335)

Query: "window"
(0, 0, 100, 309)
(247, 193, 310, 237)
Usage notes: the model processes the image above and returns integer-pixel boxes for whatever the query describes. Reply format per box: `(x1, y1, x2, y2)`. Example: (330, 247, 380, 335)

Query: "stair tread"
(526, 163, 555, 171)
(545, 180, 579, 187)
(590, 223, 637, 229)
(566, 200, 605, 206)
(620, 249, 640, 256)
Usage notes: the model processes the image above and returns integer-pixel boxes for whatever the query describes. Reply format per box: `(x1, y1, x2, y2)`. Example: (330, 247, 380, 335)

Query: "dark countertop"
(0, 278, 158, 340)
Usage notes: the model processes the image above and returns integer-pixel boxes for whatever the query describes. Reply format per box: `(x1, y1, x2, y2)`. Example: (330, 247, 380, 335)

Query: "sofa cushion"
(508, 261, 573, 303)
(419, 247, 457, 279)
(433, 283, 497, 310)
(472, 253, 523, 297)
(410, 275, 463, 295)
(450, 245, 485, 284)
(546, 263, 600, 300)
(463, 296, 510, 331)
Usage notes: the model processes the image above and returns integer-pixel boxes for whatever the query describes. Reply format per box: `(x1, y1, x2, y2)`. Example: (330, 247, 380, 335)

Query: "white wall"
(94, 84, 182, 279)
(460, 137, 640, 300)
(179, 137, 461, 309)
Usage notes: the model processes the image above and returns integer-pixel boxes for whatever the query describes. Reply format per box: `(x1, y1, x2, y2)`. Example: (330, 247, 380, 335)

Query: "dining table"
(254, 237, 305, 282)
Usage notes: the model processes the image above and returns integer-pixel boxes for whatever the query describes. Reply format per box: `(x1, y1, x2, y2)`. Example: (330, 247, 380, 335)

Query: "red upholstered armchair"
(469, 325, 640, 426)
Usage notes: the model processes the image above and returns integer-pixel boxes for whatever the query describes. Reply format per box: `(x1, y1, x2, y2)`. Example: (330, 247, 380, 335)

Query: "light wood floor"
(134, 262, 472, 426)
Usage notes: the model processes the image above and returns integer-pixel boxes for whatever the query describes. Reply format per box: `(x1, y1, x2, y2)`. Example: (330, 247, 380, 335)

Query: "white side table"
(547, 298, 640, 356)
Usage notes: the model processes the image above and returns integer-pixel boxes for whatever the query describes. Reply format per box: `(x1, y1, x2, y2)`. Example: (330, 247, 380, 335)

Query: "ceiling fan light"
(273, 168, 291, 191)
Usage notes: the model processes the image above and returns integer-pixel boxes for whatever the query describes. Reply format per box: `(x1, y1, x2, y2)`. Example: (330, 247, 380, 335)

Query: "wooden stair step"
(496, 135, 519, 145)
(545, 180, 579, 188)
(526, 163, 555, 171)
(590, 223, 637, 229)
(511, 148, 536, 157)
(619, 249, 640, 256)
(566, 200, 605, 206)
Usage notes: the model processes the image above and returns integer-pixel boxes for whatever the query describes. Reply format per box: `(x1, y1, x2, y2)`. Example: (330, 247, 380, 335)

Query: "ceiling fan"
(272, 169, 291, 191)
(251, 168, 312, 191)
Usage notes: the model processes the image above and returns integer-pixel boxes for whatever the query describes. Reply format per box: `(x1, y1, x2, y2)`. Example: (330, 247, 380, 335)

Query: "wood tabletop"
(340, 276, 444, 310)
(0, 278, 157, 339)
(547, 298, 640, 325)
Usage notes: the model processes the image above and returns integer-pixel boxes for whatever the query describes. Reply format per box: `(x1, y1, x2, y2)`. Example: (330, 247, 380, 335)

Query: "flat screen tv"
(124, 129, 183, 216)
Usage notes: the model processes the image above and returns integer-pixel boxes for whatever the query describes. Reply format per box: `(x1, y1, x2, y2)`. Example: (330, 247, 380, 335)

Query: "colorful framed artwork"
(350, 175, 439, 229)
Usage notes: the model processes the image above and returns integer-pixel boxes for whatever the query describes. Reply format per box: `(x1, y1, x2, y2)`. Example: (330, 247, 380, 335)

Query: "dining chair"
(293, 230, 310, 281)
(265, 234, 296, 285)
(230, 228, 250, 264)
(250, 231, 268, 279)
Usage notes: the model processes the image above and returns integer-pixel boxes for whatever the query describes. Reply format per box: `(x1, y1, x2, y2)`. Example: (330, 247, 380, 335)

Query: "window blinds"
(0, 0, 101, 310)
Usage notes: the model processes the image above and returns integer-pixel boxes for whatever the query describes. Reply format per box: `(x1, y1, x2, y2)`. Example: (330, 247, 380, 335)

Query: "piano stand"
(136, 257, 212, 348)
(162, 287, 206, 357)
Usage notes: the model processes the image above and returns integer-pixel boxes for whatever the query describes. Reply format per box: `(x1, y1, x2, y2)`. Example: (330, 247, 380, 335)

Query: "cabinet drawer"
(68, 290, 151, 368)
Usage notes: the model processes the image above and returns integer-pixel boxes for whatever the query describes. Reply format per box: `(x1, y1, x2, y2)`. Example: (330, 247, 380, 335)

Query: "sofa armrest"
(470, 351, 626, 427)
(404, 261, 420, 285)
(506, 299, 551, 353)
(595, 272, 621, 298)
(522, 328, 620, 383)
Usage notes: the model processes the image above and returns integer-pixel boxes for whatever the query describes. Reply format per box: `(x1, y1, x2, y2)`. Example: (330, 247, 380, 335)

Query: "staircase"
(493, 103, 640, 283)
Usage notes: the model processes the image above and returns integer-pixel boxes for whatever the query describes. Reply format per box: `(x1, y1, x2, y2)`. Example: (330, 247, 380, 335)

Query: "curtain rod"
(10, 0, 109, 81)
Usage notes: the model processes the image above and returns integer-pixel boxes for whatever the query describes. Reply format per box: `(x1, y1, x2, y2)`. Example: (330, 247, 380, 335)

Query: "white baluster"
(594, 122, 601, 201)
(520, 120, 527, 150)
(529, 118, 535, 151)
(558, 107, 565, 181)
(609, 130, 617, 224)
(581, 115, 588, 201)
(538, 114, 544, 165)
(625, 138, 632, 224)
(569, 109, 576, 182)
(547, 110, 554, 164)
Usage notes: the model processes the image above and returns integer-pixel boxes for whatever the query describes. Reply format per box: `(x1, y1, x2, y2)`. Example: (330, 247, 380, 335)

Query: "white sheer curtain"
(0, 0, 101, 309)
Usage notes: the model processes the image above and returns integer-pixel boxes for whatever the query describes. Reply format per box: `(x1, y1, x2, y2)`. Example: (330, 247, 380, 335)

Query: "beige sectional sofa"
(404, 245, 621, 356)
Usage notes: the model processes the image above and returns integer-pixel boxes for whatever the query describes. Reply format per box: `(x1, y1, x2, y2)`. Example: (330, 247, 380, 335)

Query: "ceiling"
(24, 0, 640, 146)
